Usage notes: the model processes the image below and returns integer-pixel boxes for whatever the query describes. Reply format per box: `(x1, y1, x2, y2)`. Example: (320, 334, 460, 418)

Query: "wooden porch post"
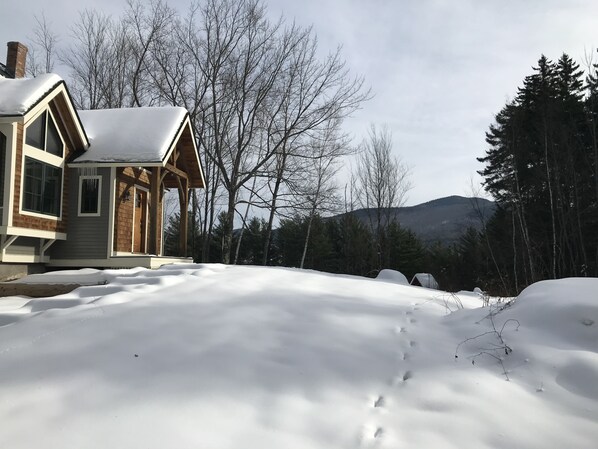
(149, 167, 161, 255)
(178, 176, 189, 257)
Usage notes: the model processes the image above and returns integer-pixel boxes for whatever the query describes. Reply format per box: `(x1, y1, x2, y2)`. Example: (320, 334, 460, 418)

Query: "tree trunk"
(221, 192, 236, 264)
(300, 211, 315, 269)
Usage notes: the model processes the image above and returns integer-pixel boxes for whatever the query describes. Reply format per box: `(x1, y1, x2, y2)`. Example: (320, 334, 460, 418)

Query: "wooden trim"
(0, 225, 67, 240)
(132, 185, 149, 253)
(77, 175, 102, 217)
(149, 167, 161, 255)
(47, 255, 193, 269)
(107, 167, 116, 258)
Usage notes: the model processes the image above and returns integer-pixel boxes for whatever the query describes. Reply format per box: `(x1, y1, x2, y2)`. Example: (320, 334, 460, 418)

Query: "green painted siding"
(50, 167, 111, 259)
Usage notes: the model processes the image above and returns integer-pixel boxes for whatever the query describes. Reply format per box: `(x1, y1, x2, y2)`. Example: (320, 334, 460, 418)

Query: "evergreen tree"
(478, 52, 598, 293)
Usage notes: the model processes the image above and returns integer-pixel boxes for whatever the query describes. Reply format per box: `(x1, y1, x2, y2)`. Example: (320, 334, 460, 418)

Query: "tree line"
(32, 1, 598, 295)
(163, 209, 491, 292)
(477, 52, 598, 294)
(28, 0, 373, 264)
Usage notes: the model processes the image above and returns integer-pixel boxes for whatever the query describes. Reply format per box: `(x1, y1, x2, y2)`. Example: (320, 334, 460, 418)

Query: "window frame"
(21, 157, 63, 218)
(24, 108, 64, 158)
(78, 175, 102, 217)
(0, 132, 5, 219)
(20, 107, 65, 221)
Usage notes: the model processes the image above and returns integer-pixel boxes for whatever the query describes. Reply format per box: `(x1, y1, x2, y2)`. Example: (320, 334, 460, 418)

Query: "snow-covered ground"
(0, 264, 596, 448)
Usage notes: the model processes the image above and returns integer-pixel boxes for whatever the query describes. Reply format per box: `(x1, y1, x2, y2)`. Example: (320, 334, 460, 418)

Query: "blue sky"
(3, 0, 598, 205)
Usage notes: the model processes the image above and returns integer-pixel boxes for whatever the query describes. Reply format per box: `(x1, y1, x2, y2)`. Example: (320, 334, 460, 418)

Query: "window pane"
(42, 165, 61, 216)
(25, 113, 46, 150)
(81, 178, 99, 214)
(46, 114, 63, 156)
(22, 157, 61, 217)
(23, 158, 43, 212)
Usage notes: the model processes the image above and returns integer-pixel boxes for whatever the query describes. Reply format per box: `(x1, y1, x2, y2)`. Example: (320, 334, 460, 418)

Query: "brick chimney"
(6, 42, 28, 78)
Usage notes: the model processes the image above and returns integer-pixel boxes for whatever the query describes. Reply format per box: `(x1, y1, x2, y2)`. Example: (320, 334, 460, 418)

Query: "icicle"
(78, 167, 97, 177)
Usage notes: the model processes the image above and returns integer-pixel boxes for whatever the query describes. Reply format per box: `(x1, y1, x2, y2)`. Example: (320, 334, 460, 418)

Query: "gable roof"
(0, 73, 89, 150)
(72, 106, 205, 188)
(0, 73, 63, 116)
(73, 107, 189, 164)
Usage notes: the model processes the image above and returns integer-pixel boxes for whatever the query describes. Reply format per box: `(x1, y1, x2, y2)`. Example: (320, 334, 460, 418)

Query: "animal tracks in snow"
(360, 305, 420, 446)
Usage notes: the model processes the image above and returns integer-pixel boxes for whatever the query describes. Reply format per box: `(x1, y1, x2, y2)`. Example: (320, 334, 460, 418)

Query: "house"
(410, 273, 439, 290)
(0, 42, 205, 280)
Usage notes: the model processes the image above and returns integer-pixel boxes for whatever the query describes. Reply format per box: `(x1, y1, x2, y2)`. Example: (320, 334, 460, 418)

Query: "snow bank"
(0, 266, 596, 448)
(508, 278, 598, 349)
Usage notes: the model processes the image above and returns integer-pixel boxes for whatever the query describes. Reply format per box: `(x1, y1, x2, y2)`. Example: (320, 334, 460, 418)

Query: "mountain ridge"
(334, 195, 496, 245)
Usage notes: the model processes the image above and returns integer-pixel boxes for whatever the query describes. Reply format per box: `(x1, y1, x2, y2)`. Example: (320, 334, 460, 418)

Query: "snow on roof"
(411, 272, 439, 289)
(0, 73, 63, 115)
(376, 268, 409, 285)
(73, 107, 188, 164)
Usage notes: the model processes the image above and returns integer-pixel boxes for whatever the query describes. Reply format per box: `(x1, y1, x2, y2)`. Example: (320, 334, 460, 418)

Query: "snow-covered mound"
(0, 265, 596, 448)
(375, 268, 409, 285)
(506, 278, 597, 349)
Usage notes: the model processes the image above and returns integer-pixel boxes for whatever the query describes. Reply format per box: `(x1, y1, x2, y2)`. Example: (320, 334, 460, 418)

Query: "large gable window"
(21, 108, 65, 219)
(22, 157, 62, 217)
(25, 110, 63, 157)
(79, 176, 101, 216)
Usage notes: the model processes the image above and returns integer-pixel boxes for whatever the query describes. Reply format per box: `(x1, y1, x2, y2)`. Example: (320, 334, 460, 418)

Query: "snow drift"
(0, 265, 596, 448)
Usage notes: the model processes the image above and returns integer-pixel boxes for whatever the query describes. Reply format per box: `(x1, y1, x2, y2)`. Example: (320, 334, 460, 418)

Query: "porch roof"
(73, 107, 187, 164)
(72, 107, 205, 188)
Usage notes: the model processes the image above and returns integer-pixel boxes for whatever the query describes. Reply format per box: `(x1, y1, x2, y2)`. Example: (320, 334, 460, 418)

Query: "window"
(25, 110, 63, 157)
(22, 157, 62, 217)
(79, 176, 101, 216)
(0, 132, 5, 212)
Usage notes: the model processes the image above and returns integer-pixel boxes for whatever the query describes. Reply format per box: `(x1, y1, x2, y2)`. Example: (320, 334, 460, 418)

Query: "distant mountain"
(335, 196, 496, 245)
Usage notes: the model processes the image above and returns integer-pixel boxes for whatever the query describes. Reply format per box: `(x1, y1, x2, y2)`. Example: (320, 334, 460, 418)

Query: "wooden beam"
(149, 167, 161, 255)
(160, 169, 169, 184)
(165, 163, 188, 180)
(177, 176, 188, 257)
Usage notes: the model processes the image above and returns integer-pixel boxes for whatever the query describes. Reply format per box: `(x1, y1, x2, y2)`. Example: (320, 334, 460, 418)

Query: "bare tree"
(258, 24, 370, 265)
(54, 0, 369, 265)
(124, 0, 177, 107)
(297, 121, 350, 268)
(355, 124, 411, 269)
(27, 13, 59, 77)
(176, 0, 368, 264)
